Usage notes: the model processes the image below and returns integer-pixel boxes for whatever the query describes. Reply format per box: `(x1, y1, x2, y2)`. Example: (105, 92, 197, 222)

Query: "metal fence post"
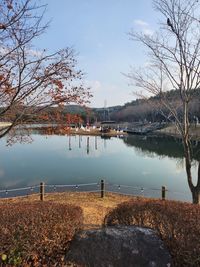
(162, 186, 166, 200)
(101, 179, 105, 198)
(40, 182, 45, 201)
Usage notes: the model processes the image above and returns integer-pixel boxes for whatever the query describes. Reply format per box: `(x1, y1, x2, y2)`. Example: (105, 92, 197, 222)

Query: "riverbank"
(157, 124, 200, 140)
(37, 126, 128, 137)
(68, 128, 128, 137)
(72, 124, 200, 139)
(0, 192, 134, 228)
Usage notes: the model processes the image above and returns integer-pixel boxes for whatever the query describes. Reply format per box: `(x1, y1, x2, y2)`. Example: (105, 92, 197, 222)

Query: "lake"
(0, 133, 199, 202)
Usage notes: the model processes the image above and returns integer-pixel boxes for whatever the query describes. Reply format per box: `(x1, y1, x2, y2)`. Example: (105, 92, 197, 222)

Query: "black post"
(162, 186, 166, 200)
(40, 182, 45, 201)
(101, 179, 105, 198)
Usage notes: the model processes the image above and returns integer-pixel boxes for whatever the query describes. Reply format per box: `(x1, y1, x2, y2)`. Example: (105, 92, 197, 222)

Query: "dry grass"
(104, 199, 200, 267)
(0, 202, 83, 266)
(1, 193, 199, 266)
(0, 192, 135, 229)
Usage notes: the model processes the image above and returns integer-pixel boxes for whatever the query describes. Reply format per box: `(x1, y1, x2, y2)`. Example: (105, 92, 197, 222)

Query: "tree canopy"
(0, 0, 91, 138)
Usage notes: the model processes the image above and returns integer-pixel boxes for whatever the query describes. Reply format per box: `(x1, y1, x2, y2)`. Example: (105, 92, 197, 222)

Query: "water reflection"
(68, 135, 72, 151)
(95, 136, 97, 150)
(0, 133, 197, 201)
(79, 135, 81, 148)
(87, 137, 89, 154)
(67, 136, 101, 154)
(123, 135, 200, 161)
(122, 134, 200, 201)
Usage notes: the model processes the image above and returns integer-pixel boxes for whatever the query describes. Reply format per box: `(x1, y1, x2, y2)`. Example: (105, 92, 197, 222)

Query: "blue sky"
(36, 0, 159, 107)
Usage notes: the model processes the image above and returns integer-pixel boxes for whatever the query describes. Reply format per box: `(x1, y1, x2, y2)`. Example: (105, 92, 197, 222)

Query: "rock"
(66, 226, 172, 267)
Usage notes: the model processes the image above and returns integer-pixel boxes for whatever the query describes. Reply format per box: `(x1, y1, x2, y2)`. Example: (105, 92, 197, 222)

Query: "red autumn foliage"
(0, 0, 92, 140)
(104, 199, 200, 267)
(0, 202, 83, 266)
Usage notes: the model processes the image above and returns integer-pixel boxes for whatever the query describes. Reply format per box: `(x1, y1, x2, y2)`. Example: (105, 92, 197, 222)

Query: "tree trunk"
(191, 188, 200, 204)
(186, 159, 200, 204)
(191, 161, 200, 204)
(183, 142, 200, 204)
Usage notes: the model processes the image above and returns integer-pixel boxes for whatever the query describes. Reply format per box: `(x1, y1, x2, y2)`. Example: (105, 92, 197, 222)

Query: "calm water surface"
(0, 134, 199, 202)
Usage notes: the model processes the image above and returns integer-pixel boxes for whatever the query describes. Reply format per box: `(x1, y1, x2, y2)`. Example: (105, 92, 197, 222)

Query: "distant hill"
(63, 105, 86, 113)
(92, 88, 200, 123)
(2, 88, 199, 124)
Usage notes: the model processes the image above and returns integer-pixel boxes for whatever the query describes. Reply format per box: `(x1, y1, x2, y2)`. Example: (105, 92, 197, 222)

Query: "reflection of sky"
(0, 134, 196, 201)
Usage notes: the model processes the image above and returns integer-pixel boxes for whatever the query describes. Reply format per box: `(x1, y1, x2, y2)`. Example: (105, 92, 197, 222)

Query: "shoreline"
(68, 129, 128, 137)
(156, 124, 200, 141)
(0, 191, 191, 228)
(0, 192, 135, 228)
(36, 126, 128, 137)
(2, 122, 200, 140)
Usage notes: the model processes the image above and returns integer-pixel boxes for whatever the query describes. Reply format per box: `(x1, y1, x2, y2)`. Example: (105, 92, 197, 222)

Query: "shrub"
(0, 201, 83, 266)
(104, 199, 200, 267)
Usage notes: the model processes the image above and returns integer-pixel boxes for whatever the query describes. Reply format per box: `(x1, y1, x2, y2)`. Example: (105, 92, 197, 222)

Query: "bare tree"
(0, 0, 91, 139)
(128, 0, 200, 204)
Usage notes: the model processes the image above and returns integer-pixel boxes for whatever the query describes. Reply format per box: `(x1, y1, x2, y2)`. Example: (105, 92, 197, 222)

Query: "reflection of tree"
(134, 147, 157, 159)
(123, 135, 200, 161)
(35, 126, 70, 136)
(175, 158, 185, 171)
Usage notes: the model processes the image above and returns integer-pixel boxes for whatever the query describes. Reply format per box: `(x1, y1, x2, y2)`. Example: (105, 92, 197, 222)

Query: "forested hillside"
(2, 89, 199, 124)
(93, 89, 200, 123)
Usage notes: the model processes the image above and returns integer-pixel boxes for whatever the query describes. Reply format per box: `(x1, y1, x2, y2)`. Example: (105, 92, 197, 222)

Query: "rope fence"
(105, 183, 163, 199)
(0, 180, 188, 201)
(0, 185, 40, 199)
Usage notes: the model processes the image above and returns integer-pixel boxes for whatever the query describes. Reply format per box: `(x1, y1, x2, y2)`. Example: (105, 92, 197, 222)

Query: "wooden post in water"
(40, 182, 45, 201)
(162, 186, 166, 200)
(101, 179, 105, 198)
(79, 135, 81, 148)
(87, 137, 89, 154)
(95, 136, 97, 150)
(69, 136, 72, 150)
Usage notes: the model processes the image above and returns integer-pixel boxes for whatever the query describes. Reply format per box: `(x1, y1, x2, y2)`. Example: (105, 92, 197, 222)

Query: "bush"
(0, 201, 83, 266)
(104, 199, 200, 267)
